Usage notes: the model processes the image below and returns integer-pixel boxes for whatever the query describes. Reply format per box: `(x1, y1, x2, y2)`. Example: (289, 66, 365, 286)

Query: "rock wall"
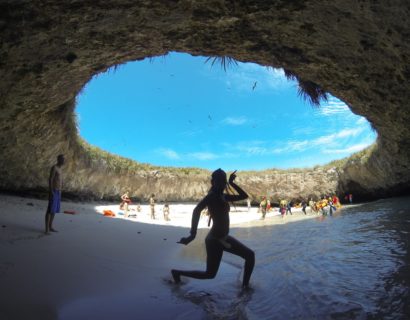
(1, 0, 409, 202)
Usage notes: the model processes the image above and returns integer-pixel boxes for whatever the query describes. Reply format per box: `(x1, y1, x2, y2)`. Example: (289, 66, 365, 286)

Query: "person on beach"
(247, 198, 251, 212)
(120, 192, 131, 210)
(301, 200, 307, 215)
(171, 169, 255, 288)
(308, 198, 315, 214)
(45, 154, 65, 234)
(163, 203, 171, 221)
(120, 191, 131, 217)
(279, 199, 286, 217)
(150, 194, 156, 219)
(286, 201, 292, 215)
(260, 196, 267, 219)
(280, 205, 286, 217)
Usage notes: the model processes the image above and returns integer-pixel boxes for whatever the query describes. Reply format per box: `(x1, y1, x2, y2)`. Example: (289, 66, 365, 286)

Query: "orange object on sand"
(103, 210, 116, 217)
(63, 210, 77, 215)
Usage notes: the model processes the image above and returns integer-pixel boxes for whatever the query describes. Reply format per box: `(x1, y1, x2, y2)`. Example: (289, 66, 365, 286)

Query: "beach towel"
(103, 210, 116, 217)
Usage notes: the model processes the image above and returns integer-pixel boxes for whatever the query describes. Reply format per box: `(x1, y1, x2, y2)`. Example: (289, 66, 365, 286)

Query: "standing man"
(259, 196, 267, 219)
(301, 200, 307, 215)
(150, 194, 156, 219)
(286, 200, 293, 215)
(45, 154, 65, 234)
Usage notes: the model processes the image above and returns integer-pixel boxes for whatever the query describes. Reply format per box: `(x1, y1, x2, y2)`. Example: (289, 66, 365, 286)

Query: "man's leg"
(49, 191, 60, 232)
(49, 214, 58, 232)
(45, 212, 51, 234)
(45, 194, 52, 234)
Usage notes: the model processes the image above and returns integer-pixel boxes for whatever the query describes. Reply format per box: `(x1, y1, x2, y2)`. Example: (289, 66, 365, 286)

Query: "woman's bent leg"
(224, 236, 255, 287)
(172, 237, 223, 282)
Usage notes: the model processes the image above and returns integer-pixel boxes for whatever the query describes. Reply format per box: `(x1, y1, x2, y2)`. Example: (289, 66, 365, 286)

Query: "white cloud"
(317, 98, 351, 116)
(229, 140, 269, 156)
(272, 140, 310, 153)
(222, 116, 248, 126)
(322, 143, 373, 154)
(157, 148, 180, 160)
(313, 128, 363, 145)
(178, 129, 203, 137)
(356, 117, 367, 125)
(188, 152, 218, 160)
(157, 148, 220, 161)
(226, 127, 368, 158)
(243, 146, 269, 155)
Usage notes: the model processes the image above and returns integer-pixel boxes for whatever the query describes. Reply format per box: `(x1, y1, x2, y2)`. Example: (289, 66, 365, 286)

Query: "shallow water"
(173, 197, 410, 319)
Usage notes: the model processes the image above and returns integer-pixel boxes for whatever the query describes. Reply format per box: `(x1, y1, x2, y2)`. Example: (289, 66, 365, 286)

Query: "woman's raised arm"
(225, 171, 248, 202)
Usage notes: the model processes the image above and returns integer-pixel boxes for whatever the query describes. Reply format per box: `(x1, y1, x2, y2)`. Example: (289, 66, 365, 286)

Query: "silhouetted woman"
(171, 169, 255, 288)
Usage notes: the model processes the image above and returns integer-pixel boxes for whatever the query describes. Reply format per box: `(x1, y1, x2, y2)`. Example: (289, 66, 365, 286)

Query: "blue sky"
(76, 52, 377, 171)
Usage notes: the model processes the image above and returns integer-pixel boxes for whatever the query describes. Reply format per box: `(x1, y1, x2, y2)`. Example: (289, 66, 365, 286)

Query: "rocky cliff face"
(1, 1, 409, 202)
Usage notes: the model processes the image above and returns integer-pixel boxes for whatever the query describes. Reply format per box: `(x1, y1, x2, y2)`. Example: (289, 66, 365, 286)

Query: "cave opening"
(75, 52, 377, 172)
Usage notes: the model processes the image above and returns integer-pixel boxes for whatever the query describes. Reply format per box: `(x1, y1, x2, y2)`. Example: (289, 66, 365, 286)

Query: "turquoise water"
(174, 197, 410, 319)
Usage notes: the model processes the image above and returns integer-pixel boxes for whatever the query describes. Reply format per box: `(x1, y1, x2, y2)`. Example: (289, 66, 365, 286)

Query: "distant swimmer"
(44, 154, 65, 234)
(171, 169, 255, 288)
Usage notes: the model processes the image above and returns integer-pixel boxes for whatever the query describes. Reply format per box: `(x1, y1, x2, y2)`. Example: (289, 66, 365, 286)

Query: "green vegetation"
(322, 143, 377, 169)
(78, 139, 209, 176)
(77, 133, 376, 177)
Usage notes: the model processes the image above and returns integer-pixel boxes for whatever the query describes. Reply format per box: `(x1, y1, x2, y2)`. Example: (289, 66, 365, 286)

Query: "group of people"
(119, 192, 170, 221)
(308, 195, 342, 216)
(258, 194, 347, 218)
(258, 197, 294, 219)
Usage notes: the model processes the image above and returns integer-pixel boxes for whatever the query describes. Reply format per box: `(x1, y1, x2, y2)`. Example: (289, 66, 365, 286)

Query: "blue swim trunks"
(47, 190, 61, 214)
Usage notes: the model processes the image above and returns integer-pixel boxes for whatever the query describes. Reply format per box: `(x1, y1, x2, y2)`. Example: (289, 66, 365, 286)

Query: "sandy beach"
(0, 193, 319, 320)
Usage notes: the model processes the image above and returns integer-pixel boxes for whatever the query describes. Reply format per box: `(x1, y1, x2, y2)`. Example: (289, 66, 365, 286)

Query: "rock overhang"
(0, 1, 409, 201)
